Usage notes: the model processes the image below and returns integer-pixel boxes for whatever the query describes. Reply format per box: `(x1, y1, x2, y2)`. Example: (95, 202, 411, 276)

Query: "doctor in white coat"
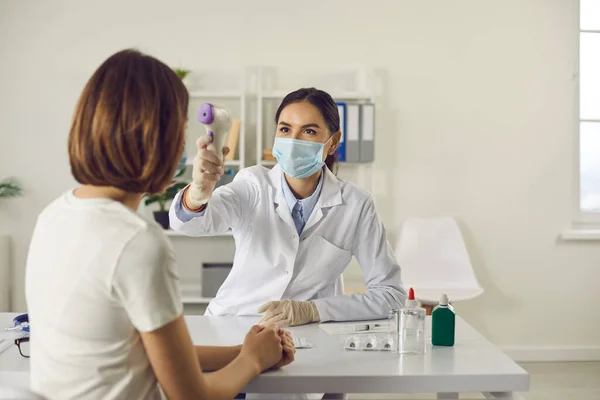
(169, 87, 406, 329)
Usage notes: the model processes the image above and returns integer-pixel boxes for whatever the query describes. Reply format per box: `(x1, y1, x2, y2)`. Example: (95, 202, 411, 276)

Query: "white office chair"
(395, 217, 483, 306)
(0, 385, 46, 400)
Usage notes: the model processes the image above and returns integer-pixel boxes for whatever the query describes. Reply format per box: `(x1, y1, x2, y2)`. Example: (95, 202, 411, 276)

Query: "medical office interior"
(1, 0, 600, 399)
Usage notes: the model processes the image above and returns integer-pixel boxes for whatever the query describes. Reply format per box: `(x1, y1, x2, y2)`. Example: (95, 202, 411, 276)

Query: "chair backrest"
(395, 217, 481, 289)
(0, 385, 46, 400)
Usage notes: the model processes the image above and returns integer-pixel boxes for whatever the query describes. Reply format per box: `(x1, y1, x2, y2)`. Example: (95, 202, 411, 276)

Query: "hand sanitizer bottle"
(432, 293, 455, 347)
(399, 288, 426, 354)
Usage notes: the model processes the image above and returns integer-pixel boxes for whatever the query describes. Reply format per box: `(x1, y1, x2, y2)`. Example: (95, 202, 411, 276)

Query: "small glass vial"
(399, 288, 426, 354)
(388, 308, 400, 334)
(388, 308, 400, 352)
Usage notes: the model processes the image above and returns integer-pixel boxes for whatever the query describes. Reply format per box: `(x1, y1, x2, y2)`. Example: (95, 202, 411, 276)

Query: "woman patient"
(24, 49, 294, 400)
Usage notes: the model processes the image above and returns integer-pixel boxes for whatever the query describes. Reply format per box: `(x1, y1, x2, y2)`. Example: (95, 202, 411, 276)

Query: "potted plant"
(0, 178, 22, 311)
(144, 168, 188, 229)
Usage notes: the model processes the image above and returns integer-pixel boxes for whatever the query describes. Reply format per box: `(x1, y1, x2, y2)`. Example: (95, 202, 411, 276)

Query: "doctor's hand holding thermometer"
(184, 103, 231, 211)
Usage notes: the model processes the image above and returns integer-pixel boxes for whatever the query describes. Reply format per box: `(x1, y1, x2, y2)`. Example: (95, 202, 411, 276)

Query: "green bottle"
(431, 294, 455, 346)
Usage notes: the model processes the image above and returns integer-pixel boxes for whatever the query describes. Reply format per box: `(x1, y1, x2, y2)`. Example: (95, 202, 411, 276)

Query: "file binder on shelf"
(336, 102, 347, 162)
(345, 103, 361, 162)
(359, 103, 375, 162)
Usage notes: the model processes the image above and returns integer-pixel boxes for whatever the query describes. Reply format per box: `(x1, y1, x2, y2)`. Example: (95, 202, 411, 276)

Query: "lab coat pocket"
(296, 235, 352, 289)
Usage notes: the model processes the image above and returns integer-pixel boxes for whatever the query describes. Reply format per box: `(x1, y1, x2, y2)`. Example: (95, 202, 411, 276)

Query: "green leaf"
(173, 68, 190, 80)
(143, 181, 187, 209)
(0, 179, 23, 199)
(164, 182, 188, 198)
(174, 166, 186, 178)
(170, 182, 189, 191)
(144, 196, 161, 206)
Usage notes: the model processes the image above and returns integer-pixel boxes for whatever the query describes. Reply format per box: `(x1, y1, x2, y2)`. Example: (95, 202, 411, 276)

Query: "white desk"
(0, 313, 529, 399)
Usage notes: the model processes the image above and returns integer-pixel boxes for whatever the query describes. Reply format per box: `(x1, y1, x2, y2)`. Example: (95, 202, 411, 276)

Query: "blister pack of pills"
(344, 334, 397, 351)
(293, 337, 314, 349)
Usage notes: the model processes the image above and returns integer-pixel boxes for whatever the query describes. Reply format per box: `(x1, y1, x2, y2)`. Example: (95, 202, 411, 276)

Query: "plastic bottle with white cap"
(432, 293, 455, 346)
(398, 287, 426, 354)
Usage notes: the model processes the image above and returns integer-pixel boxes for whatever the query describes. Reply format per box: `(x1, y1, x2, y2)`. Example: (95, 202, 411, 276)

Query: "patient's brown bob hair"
(68, 49, 188, 194)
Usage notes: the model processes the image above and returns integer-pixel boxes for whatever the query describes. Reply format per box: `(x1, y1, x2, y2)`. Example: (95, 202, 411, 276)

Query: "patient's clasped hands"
(241, 325, 296, 373)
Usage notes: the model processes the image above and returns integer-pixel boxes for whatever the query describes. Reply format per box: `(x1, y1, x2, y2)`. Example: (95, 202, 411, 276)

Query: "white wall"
(1, 0, 598, 356)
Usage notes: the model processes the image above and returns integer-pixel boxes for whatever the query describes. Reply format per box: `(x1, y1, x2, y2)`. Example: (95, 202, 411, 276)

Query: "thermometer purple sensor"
(198, 103, 232, 160)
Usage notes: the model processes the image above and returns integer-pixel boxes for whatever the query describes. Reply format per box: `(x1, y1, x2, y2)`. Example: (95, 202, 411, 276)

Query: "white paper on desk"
(0, 339, 13, 355)
(319, 322, 390, 335)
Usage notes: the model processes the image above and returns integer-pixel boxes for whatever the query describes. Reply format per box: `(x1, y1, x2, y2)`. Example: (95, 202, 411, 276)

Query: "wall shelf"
(182, 296, 214, 305)
(262, 90, 372, 101)
(181, 284, 214, 304)
(184, 159, 241, 167)
(188, 91, 243, 99)
(224, 160, 241, 167)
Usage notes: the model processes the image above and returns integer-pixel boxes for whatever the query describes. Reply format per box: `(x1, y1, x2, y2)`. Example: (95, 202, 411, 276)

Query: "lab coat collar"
(318, 166, 343, 208)
(267, 164, 342, 209)
(268, 164, 341, 235)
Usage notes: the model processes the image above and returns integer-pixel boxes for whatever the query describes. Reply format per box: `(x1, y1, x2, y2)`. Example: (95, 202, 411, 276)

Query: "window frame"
(575, 1, 600, 227)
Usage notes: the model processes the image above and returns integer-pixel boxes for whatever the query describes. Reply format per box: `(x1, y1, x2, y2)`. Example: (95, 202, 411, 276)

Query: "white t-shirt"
(25, 190, 183, 400)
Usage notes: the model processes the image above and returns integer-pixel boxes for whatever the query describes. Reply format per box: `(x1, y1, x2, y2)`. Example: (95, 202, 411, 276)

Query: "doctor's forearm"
(194, 345, 241, 372)
(313, 287, 404, 322)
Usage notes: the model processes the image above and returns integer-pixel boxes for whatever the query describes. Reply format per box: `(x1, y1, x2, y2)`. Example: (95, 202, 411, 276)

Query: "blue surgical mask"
(272, 137, 331, 179)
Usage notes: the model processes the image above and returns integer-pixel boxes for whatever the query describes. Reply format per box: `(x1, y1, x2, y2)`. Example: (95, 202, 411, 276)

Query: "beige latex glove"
(257, 299, 321, 328)
(185, 135, 228, 210)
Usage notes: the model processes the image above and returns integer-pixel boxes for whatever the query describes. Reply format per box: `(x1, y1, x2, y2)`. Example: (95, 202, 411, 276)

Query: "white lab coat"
(170, 165, 405, 400)
(170, 164, 405, 321)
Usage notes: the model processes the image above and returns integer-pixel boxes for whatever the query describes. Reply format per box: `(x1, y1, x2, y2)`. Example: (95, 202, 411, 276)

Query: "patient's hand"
(272, 329, 295, 369)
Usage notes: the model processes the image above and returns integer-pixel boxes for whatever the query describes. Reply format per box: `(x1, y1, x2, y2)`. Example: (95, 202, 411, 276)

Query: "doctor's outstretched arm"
(169, 135, 258, 236)
(312, 196, 407, 322)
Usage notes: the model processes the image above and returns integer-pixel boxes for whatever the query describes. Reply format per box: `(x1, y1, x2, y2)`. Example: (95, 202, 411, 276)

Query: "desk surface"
(0, 313, 529, 395)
